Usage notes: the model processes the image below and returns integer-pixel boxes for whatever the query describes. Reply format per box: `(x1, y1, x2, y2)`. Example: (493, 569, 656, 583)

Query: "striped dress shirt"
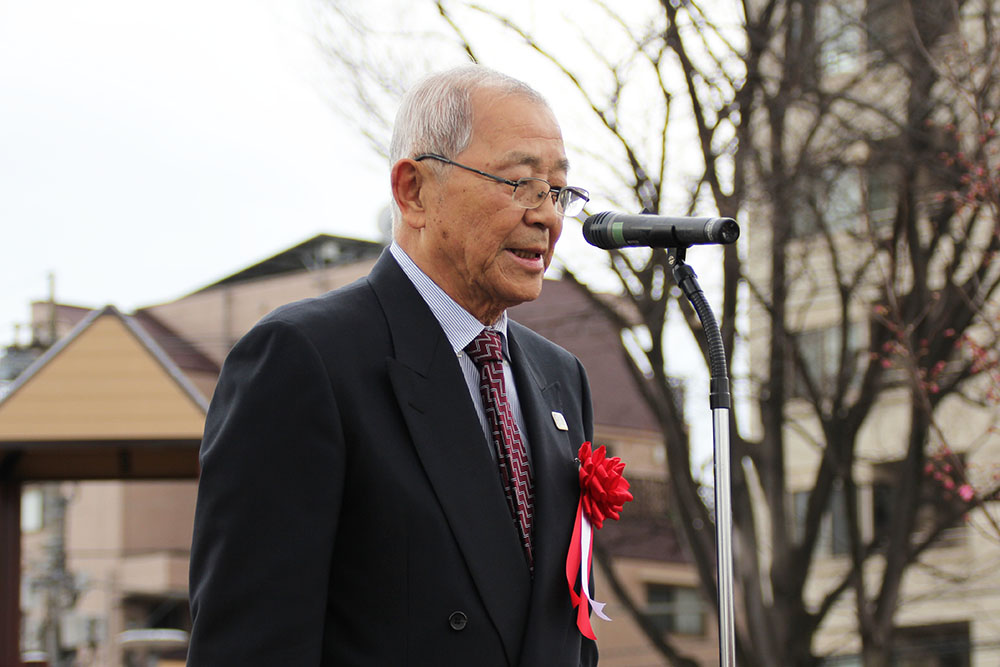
(389, 242, 532, 466)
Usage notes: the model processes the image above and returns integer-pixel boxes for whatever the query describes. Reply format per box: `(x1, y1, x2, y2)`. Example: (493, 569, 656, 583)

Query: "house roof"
(192, 234, 384, 293)
(510, 279, 660, 434)
(130, 310, 219, 376)
(0, 306, 207, 480)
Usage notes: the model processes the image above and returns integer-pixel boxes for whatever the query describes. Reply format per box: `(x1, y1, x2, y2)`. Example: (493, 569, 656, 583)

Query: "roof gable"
(0, 306, 207, 442)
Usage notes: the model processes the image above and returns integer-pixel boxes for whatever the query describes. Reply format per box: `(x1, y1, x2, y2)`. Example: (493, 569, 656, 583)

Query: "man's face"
(419, 89, 568, 324)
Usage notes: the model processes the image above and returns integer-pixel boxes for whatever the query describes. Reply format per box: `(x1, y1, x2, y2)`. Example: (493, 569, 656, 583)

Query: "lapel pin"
(551, 411, 569, 431)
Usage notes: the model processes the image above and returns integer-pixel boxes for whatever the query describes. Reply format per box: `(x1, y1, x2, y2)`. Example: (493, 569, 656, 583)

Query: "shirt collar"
(389, 242, 510, 358)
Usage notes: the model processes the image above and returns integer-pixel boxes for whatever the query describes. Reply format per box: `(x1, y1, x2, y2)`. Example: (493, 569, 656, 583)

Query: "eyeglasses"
(415, 153, 590, 217)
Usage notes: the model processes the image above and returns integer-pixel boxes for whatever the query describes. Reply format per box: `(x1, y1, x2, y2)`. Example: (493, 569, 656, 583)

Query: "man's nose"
(523, 195, 561, 228)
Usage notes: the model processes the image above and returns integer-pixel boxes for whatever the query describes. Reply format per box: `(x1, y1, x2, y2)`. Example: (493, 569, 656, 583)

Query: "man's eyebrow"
(499, 151, 571, 174)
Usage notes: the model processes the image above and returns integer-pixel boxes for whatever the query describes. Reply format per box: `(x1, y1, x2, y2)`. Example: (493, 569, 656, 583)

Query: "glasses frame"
(414, 153, 589, 216)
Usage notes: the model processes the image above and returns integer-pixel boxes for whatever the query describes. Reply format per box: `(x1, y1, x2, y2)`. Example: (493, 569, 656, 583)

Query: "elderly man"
(188, 65, 596, 666)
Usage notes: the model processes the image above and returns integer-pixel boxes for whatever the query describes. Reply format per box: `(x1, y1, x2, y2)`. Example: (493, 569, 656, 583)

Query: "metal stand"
(668, 247, 736, 667)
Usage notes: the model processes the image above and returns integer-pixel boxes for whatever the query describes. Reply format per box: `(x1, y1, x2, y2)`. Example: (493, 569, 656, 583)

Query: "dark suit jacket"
(188, 251, 598, 666)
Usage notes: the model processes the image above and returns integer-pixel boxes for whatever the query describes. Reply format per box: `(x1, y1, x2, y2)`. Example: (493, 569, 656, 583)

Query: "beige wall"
(597, 425, 668, 477)
(594, 558, 720, 666)
(121, 481, 197, 553)
(144, 258, 378, 365)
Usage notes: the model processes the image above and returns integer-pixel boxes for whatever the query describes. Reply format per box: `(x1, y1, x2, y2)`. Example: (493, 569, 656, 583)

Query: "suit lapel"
(369, 254, 530, 664)
(507, 331, 579, 573)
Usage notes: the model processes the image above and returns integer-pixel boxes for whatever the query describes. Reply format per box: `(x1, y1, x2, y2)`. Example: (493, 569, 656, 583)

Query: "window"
(894, 622, 971, 667)
(789, 323, 864, 400)
(863, 0, 905, 55)
(872, 459, 967, 549)
(122, 594, 191, 632)
(21, 487, 44, 533)
(817, 2, 863, 75)
(646, 584, 706, 636)
(790, 166, 862, 238)
(864, 165, 898, 230)
(793, 482, 851, 557)
(822, 656, 862, 666)
(789, 163, 897, 239)
(822, 622, 970, 666)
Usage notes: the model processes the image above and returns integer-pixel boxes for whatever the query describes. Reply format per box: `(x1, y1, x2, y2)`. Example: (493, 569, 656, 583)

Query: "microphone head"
(582, 211, 740, 249)
(707, 217, 740, 245)
(581, 211, 618, 249)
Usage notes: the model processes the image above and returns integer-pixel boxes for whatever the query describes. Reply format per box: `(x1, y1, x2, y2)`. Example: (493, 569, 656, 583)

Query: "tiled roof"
(510, 279, 660, 434)
(193, 234, 384, 292)
(130, 310, 219, 376)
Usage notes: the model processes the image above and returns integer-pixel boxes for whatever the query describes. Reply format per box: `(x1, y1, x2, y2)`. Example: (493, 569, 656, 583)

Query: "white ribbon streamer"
(579, 515, 611, 621)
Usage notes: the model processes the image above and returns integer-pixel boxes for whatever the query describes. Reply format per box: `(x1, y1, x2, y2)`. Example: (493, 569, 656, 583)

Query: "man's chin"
(502, 282, 545, 309)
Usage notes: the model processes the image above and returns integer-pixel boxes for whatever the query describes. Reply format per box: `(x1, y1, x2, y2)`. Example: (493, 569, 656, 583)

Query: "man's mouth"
(508, 249, 543, 260)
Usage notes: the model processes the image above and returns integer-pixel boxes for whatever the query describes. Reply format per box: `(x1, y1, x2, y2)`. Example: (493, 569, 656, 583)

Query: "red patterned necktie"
(465, 329, 535, 571)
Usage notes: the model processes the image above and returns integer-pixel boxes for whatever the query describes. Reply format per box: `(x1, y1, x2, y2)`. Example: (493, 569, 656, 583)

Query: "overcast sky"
(0, 0, 391, 346)
(0, 0, 708, 346)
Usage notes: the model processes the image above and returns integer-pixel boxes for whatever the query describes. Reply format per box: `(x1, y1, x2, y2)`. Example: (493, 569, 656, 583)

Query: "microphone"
(582, 211, 740, 249)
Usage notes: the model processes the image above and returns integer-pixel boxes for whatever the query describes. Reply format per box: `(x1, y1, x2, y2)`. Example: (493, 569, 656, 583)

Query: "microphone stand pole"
(668, 246, 736, 667)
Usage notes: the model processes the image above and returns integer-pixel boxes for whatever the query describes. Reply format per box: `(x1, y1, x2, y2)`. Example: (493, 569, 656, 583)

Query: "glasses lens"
(556, 187, 590, 216)
(512, 179, 590, 216)
(512, 178, 550, 209)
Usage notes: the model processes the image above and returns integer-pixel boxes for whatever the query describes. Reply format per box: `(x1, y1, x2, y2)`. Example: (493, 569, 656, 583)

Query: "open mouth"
(508, 249, 543, 260)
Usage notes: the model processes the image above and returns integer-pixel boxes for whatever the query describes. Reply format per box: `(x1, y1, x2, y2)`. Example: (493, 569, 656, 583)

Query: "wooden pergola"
(0, 307, 211, 666)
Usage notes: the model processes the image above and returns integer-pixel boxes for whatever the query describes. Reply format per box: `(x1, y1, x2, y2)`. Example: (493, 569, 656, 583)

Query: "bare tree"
(313, 1, 1000, 664)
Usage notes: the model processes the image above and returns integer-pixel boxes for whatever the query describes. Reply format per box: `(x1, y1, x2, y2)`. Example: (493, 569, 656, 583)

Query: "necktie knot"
(465, 329, 503, 365)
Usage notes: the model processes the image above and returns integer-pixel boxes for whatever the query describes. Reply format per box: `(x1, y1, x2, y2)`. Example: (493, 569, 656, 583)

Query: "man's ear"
(391, 159, 428, 229)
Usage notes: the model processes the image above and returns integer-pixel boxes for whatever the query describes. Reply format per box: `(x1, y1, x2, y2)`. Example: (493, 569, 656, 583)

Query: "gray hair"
(389, 65, 550, 226)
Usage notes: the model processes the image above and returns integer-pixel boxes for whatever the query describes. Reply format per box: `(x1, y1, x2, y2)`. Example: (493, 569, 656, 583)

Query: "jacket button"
(448, 611, 468, 631)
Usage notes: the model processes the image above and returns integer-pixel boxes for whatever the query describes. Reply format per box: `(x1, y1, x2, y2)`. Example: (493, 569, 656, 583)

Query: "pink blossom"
(958, 484, 975, 502)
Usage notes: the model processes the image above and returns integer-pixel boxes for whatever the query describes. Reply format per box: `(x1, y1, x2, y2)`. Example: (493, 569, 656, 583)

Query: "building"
(742, 0, 1000, 664)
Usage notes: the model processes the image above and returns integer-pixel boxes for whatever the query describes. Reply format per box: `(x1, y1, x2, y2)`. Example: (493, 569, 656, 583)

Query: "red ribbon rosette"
(578, 441, 633, 529)
(566, 441, 633, 639)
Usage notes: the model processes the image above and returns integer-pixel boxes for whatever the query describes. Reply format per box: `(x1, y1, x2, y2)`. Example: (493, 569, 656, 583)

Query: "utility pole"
(40, 485, 75, 666)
